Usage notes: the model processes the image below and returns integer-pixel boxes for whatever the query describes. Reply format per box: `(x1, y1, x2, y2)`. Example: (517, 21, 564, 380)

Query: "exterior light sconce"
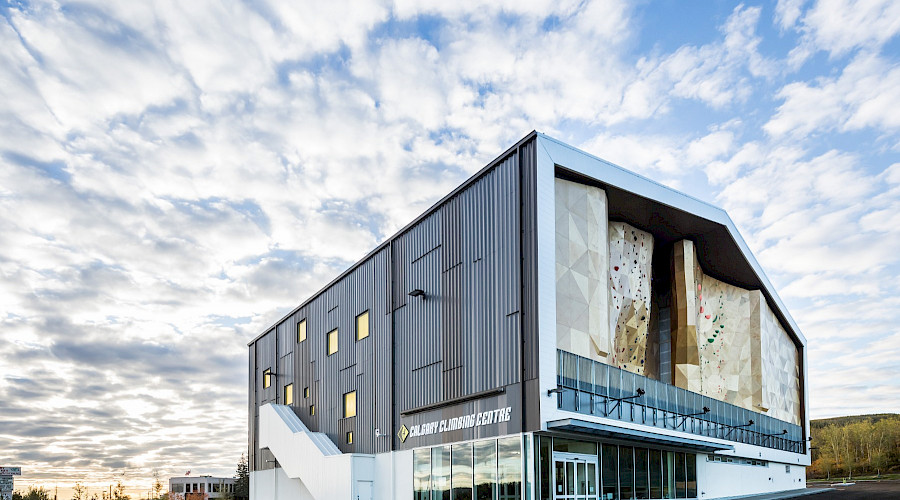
(408, 289, 426, 299)
(375, 428, 387, 438)
(547, 387, 565, 397)
(764, 429, 788, 437)
(607, 388, 645, 413)
(725, 419, 754, 437)
(672, 406, 710, 427)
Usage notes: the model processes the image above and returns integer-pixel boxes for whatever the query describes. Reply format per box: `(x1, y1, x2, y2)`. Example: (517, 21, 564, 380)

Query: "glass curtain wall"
(533, 436, 698, 500)
(415, 436, 522, 500)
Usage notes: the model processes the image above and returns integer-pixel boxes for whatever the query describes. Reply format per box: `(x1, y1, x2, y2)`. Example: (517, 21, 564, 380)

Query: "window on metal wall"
(310, 404, 315, 416)
(497, 436, 522, 500)
(356, 310, 369, 341)
(601, 444, 618, 500)
(413, 448, 431, 500)
(304, 387, 310, 398)
(297, 319, 306, 343)
(327, 328, 338, 355)
(451, 442, 473, 500)
(432, 445, 451, 500)
(474, 439, 497, 500)
(347, 431, 353, 444)
(343, 391, 357, 418)
(263, 368, 272, 388)
(284, 384, 293, 405)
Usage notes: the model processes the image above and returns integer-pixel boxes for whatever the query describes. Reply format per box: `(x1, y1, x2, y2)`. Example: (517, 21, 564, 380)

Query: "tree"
(152, 470, 164, 500)
(12, 487, 51, 500)
(72, 482, 88, 500)
(111, 481, 129, 500)
(234, 454, 249, 500)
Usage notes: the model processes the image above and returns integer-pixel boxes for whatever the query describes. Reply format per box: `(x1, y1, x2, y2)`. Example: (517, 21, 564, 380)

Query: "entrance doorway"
(553, 452, 599, 500)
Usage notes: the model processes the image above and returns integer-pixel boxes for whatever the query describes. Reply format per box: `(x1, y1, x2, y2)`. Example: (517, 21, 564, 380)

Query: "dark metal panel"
(519, 138, 539, 383)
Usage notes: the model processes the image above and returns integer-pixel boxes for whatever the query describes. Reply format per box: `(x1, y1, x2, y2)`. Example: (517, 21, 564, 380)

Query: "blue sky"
(1, 0, 899, 496)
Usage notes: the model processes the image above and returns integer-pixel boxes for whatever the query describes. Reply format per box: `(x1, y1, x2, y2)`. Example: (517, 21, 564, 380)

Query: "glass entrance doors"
(553, 452, 599, 500)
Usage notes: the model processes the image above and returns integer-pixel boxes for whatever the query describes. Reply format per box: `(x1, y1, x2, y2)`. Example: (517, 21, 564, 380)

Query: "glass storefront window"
(686, 454, 697, 498)
(433, 446, 451, 500)
(649, 449, 662, 499)
(619, 446, 634, 500)
(497, 436, 522, 500)
(452, 443, 474, 500)
(663, 451, 675, 499)
(539, 436, 551, 500)
(552, 438, 598, 455)
(674, 452, 686, 499)
(601, 444, 618, 500)
(475, 440, 497, 500)
(635, 448, 649, 499)
(414, 448, 431, 500)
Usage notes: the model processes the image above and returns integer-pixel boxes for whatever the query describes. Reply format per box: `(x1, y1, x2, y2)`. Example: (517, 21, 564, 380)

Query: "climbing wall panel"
(608, 222, 654, 376)
(555, 178, 610, 362)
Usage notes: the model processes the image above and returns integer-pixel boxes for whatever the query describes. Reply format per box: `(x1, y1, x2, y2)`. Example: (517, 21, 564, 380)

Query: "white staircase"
(258, 403, 373, 500)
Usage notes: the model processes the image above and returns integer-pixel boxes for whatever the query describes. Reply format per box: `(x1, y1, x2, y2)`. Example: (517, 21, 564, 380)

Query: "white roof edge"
(536, 133, 807, 347)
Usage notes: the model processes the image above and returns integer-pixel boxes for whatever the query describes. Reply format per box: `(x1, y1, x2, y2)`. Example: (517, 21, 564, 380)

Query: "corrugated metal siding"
(248, 135, 540, 462)
(520, 138, 539, 383)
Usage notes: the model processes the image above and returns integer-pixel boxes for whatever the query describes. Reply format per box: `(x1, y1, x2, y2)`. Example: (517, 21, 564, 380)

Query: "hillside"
(808, 413, 900, 479)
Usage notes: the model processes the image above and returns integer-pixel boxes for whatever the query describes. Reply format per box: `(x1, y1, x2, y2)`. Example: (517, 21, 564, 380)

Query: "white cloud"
(766, 52, 900, 138)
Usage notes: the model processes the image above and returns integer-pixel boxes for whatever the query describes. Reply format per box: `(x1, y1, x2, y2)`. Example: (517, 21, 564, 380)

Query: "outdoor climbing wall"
(555, 178, 610, 362)
(697, 274, 753, 408)
(759, 299, 802, 425)
(608, 222, 654, 376)
(671, 240, 801, 425)
(672, 240, 702, 393)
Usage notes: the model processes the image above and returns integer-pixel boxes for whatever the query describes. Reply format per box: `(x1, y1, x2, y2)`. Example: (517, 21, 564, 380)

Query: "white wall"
(374, 449, 413, 500)
(697, 458, 806, 499)
(250, 468, 312, 500)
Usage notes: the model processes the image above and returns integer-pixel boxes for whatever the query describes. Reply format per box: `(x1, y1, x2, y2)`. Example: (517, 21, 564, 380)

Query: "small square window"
(284, 384, 293, 405)
(346, 431, 353, 444)
(263, 368, 272, 389)
(298, 319, 307, 343)
(343, 391, 357, 418)
(304, 387, 310, 398)
(327, 328, 338, 356)
(356, 310, 369, 341)
(310, 404, 315, 416)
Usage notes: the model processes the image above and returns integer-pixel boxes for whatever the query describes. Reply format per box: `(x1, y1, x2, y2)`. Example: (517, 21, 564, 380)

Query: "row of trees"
(809, 414, 900, 479)
(12, 454, 250, 500)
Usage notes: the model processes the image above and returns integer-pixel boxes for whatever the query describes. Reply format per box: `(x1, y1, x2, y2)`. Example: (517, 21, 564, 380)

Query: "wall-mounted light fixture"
(547, 387, 565, 397)
(408, 289, 426, 299)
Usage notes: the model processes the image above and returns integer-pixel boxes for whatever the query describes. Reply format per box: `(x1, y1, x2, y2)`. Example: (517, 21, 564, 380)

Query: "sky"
(1, 0, 899, 496)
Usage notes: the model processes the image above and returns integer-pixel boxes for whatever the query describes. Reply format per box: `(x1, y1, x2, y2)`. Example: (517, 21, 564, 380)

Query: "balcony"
(555, 350, 805, 454)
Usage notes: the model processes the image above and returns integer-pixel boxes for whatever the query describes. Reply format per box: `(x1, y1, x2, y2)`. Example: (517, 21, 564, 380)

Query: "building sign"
(399, 407, 513, 442)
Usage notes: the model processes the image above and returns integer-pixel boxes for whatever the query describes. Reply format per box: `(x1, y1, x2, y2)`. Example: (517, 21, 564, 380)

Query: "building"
(247, 132, 810, 500)
(169, 476, 235, 499)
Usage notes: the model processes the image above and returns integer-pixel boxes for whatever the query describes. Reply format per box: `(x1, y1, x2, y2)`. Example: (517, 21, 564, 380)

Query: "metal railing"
(556, 350, 805, 454)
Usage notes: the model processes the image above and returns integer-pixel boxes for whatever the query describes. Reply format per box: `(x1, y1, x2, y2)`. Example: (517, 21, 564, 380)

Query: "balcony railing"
(556, 350, 805, 454)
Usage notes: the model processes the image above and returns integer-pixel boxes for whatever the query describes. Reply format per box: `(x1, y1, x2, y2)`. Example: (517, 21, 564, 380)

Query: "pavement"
(715, 479, 900, 499)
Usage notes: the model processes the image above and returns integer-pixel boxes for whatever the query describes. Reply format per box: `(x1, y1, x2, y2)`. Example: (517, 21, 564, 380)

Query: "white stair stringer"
(259, 403, 374, 500)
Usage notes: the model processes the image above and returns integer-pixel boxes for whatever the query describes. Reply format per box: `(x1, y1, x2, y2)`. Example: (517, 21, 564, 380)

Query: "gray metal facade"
(248, 134, 542, 471)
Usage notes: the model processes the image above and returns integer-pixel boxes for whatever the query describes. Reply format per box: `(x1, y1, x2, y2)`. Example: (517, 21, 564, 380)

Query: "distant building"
(169, 476, 235, 499)
(248, 132, 810, 499)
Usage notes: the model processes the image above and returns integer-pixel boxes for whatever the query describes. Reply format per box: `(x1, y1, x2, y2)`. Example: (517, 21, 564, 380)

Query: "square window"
(327, 328, 338, 356)
(356, 311, 369, 341)
(343, 391, 357, 418)
(263, 368, 272, 389)
(304, 387, 310, 398)
(347, 431, 353, 444)
(310, 405, 315, 416)
(284, 384, 293, 405)
(298, 319, 307, 343)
